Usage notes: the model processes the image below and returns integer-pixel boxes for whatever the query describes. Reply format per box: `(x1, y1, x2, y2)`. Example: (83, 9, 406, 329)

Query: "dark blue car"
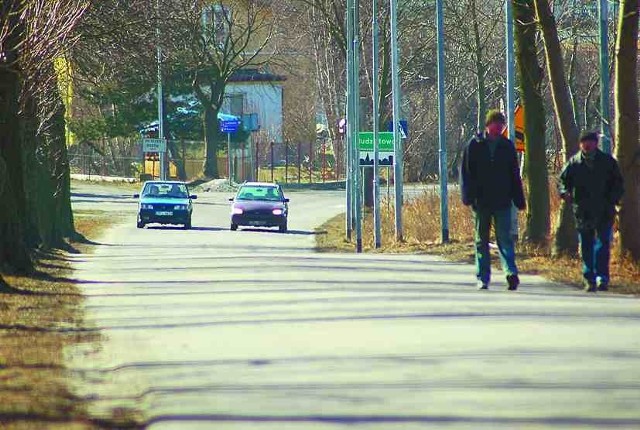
(134, 181, 197, 229)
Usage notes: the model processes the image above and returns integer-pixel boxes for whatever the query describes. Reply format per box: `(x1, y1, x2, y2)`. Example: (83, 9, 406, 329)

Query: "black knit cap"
(579, 131, 599, 143)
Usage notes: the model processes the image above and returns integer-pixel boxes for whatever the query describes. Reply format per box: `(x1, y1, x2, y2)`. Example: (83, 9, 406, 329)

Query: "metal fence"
(69, 139, 345, 184)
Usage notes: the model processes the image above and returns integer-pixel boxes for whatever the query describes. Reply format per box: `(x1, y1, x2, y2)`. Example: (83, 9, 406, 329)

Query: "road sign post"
(505, 0, 519, 241)
(220, 118, 241, 185)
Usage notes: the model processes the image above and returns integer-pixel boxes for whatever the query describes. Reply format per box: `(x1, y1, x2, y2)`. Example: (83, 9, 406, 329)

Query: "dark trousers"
(577, 220, 613, 284)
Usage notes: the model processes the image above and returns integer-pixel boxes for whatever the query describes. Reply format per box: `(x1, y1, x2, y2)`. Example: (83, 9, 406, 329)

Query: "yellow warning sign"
(503, 105, 525, 152)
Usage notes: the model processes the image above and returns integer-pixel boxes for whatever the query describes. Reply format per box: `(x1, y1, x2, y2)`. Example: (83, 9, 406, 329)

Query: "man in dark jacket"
(460, 110, 526, 291)
(559, 131, 624, 292)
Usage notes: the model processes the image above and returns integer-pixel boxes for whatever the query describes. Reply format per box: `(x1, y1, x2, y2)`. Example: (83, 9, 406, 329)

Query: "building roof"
(229, 69, 286, 83)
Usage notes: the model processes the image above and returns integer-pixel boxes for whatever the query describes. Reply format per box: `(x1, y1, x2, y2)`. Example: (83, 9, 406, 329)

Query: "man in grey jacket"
(559, 131, 624, 292)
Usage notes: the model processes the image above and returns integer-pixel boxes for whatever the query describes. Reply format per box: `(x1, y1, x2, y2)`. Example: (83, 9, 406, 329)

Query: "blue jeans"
(474, 207, 518, 284)
(578, 221, 613, 284)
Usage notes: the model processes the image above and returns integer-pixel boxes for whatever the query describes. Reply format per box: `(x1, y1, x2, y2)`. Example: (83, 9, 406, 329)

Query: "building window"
(201, 4, 231, 49)
(226, 93, 245, 117)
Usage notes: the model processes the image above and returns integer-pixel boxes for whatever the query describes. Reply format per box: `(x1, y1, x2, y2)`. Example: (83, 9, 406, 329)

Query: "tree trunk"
(0, 55, 32, 272)
(534, 0, 579, 256)
(514, 0, 550, 245)
(202, 106, 220, 179)
(50, 95, 76, 240)
(471, 0, 486, 133)
(614, 0, 640, 261)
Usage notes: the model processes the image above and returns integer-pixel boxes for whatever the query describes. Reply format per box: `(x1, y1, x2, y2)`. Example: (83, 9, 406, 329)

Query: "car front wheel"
(137, 218, 145, 229)
(230, 223, 238, 231)
(279, 222, 288, 233)
(184, 217, 192, 230)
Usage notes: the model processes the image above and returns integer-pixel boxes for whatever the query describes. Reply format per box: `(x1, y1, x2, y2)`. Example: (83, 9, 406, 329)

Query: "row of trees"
(0, 0, 86, 275)
(297, 0, 639, 259)
(1, 0, 638, 272)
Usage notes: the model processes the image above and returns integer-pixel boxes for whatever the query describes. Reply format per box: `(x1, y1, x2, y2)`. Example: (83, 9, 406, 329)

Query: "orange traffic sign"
(503, 105, 525, 152)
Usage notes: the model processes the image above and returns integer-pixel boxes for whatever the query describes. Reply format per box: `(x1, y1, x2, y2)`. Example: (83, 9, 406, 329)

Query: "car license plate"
(250, 221, 267, 226)
(156, 211, 173, 216)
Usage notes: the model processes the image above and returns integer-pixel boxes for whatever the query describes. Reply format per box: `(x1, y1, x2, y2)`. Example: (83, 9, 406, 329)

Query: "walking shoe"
(583, 279, 597, 293)
(506, 274, 520, 291)
(597, 279, 609, 292)
(477, 281, 489, 290)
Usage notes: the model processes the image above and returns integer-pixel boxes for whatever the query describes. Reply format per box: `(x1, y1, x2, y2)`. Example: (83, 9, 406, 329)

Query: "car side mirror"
(229, 197, 235, 202)
(190, 195, 198, 200)
(133, 194, 140, 199)
(283, 198, 290, 203)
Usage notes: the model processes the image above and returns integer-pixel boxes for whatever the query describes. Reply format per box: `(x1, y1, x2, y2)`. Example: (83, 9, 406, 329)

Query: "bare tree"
(533, 0, 579, 256)
(164, 0, 278, 178)
(514, 0, 549, 245)
(614, 0, 640, 260)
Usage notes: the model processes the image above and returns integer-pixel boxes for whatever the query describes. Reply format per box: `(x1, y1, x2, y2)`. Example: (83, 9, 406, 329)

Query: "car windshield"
(236, 186, 282, 202)
(142, 183, 189, 199)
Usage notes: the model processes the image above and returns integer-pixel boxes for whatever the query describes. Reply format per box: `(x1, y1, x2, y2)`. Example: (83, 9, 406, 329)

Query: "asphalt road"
(68, 182, 640, 430)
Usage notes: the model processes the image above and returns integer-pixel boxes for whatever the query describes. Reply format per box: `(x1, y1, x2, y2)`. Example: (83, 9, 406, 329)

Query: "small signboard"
(220, 119, 241, 133)
(142, 138, 167, 153)
(358, 131, 395, 166)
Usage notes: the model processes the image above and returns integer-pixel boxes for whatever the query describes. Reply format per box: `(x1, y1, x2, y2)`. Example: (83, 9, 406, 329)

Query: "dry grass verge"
(317, 187, 640, 295)
(0, 210, 140, 429)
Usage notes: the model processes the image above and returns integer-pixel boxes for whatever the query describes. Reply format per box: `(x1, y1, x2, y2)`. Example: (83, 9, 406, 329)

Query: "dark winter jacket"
(558, 149, 624, 229)
(460, 133, 526, 211)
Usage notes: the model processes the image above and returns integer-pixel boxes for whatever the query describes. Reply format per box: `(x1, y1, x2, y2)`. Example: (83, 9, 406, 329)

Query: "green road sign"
(358, 132, 394, 152)
(358, 131, 395, 166)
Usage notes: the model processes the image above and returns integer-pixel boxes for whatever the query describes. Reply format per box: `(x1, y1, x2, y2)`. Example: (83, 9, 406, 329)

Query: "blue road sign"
(220, 119, 241, 134)
(386, 119, 408, 138)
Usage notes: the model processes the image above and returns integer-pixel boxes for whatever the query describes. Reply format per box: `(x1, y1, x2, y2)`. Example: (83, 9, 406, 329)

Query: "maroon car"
(230, 182, 289, 233)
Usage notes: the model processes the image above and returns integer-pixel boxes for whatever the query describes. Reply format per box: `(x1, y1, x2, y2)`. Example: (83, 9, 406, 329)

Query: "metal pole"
(156, 0, 166, 181)
(390, 0, 403, 241)
(345, 0, 354, 242)
(372, 0, 382, 248)
(353, 0, 363, 253)
(505, 0, 519, 240)
(227, 132, 232, 185)
(436, 0, 449, 243)
(598, 0, 611, 153)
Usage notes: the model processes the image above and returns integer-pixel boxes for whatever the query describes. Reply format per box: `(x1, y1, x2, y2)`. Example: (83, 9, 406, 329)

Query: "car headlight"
(141, 204, 154, 210)
(174, 205, 187, 210)
(272, 208, 284, 216)
(232, 207, 244, 215)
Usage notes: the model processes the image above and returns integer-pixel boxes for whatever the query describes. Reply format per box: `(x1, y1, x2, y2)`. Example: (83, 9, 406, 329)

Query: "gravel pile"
(194, 178, 239, 193)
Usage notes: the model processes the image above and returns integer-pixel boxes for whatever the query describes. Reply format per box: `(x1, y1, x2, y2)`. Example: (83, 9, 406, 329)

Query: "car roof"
(241, 182, 279, 187)
(144, 181, 187, 185)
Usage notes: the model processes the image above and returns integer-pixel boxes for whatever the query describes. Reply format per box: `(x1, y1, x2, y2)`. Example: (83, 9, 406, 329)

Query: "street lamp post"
(372, 0, 382, 249)
(390, 0, 403, 241)
(436, 0, 449, 244)
(156, 0, 166, 181)
(505, 0, 519, 240)
(598, 0, 611, 153)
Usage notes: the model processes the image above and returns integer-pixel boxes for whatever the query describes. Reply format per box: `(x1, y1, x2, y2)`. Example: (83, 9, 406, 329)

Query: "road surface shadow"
(236, 228, 317, 236)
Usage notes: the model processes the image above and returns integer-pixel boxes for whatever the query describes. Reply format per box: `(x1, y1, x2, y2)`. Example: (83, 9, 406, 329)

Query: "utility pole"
(598, 0, 611, 153)
(505, 0, 518, 240)
(353, 0, 363, 253)
(156, 0, 166, 181)
(372, 0, 382, 249)
(390, 0, 403, 241)
(345, 0, 354, 242)
(436, 0, 449, 243)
